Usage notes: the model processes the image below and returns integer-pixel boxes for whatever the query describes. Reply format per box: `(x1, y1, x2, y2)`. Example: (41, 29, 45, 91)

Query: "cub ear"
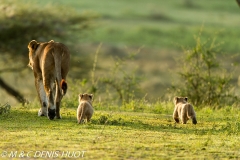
(89, 94, 93, 100)
(79, 94, 83, 99)
(28, 40, 39, 50)
(185, 97, 188, 101)
(174, 97, 179, 103)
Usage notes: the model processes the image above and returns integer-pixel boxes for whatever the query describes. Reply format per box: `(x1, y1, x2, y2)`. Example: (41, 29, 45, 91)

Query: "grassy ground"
(1, 2, 240, 158)
(1, 103, 240, 159)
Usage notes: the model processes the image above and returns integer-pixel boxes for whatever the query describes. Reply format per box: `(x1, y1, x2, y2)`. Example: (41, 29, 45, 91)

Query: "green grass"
(1, 1, 240, 158)
(1, 104, 240, 159)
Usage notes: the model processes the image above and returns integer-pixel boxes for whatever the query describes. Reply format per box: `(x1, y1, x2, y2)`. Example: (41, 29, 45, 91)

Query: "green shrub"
(171, 32, 238, 108)
(0, 103, 11, 115)
(76, 45, 143, 106)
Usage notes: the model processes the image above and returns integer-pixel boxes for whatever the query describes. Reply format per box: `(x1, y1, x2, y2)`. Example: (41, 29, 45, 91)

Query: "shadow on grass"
(90, 112, 236, 136)
(0, 109, 77, 131)
(0, 109, 236, 136)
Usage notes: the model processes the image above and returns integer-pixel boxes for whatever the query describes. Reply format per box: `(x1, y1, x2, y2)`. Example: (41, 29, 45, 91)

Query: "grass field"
(1, 1, 240, 159)
(1, 103, 240, 159)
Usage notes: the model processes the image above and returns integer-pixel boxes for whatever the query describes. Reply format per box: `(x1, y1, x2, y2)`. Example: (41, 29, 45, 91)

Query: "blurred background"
(0, 0, 240, 107)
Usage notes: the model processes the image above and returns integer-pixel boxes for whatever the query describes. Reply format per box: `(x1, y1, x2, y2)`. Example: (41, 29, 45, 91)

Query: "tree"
(0, 0, 95, 104)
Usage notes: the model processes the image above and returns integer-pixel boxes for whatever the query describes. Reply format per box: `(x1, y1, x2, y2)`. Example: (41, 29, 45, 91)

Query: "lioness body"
(28, 40, 70, 120)
(173, 97, 197, 124)
(77, 93, 94, 124)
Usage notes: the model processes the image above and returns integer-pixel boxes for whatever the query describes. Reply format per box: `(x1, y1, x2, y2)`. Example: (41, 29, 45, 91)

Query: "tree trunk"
(0, 77, 27, 105)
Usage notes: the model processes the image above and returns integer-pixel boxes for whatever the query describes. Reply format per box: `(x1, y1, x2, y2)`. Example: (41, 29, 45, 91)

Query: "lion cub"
(77, 93, 94, 124)
(173, 97, 197, 124)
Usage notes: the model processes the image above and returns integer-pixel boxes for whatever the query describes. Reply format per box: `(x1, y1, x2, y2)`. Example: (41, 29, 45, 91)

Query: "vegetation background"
(1, 0, 240, 159)
(1, 0, 240, 106)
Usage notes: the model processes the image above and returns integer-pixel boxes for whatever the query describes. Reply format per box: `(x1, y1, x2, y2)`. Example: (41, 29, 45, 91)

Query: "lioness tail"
(61, 79, 67, 95)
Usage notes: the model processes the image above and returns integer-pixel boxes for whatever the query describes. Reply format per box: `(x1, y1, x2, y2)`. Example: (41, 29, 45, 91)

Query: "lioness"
(28, 40, 70, 120)
(173, 97, 197, 124)
(77, 93, 94, 124)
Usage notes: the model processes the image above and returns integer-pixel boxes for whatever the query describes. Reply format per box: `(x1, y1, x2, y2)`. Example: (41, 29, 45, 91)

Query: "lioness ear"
(185, 97, 188, 101)
(28, 40, 39, 50)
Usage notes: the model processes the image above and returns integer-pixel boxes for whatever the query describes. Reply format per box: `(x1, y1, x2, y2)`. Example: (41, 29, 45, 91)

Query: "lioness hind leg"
(55, 102, 61, 119)
(35, 78, 48, 116)
(55, 82, 62, 119)
(43, 76, 56, 120)
(47, 90, 55, 120)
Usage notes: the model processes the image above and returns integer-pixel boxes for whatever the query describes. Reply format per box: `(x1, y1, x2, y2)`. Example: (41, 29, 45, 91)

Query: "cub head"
(79, 93, 93, 103)
(27, 40, 40, 70)
(174, 97, 188, 105)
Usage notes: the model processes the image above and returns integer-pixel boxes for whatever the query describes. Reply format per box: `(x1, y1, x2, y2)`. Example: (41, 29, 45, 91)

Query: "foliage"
(0, 0, 97, 104)
(2, 0, 240, 105)
(171, 33, 238, 108)
(68, 45, 143, 105)
(99, 49, 143, 103)
(100, 67, 141, 103)
(0, 103, 11, 115)
(0, 0, 95, 59)
(60, 50, 142, 111)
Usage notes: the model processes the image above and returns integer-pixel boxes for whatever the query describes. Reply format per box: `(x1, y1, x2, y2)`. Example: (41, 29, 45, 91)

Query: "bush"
(171, 33, 238, 108)
(80, 45, 143, 105)
(0, 103, 11, 115)
(0, 0, 95, 58)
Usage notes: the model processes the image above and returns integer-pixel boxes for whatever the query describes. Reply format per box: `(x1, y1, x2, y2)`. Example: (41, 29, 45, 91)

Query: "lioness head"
(27, 40, 54, 70)
(27, 40, 40, 70)
(79, 93, 93, 103)
(174, 97, 188, 105)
